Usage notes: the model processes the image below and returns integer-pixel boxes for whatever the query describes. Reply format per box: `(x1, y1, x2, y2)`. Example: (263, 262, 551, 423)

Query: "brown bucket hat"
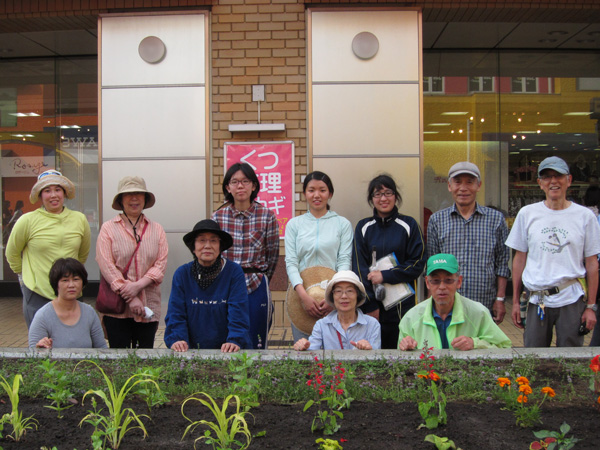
(29, 170, 76, 204)
(112, 176, 156, 210)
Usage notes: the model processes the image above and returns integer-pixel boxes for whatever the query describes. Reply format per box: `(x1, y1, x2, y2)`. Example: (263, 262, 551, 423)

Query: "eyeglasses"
(229, 179, 252, 187)
(333, 288, 357, 297)
(428, 278, 458, 286)
(38, 169, 62, 180)
(197, 238, 220, 247)
(372, 190, 395, 199)
(539, 173, 567, 181)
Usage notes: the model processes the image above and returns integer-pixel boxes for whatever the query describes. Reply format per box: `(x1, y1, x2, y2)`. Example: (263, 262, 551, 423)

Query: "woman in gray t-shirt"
(29, 258, 106, 349)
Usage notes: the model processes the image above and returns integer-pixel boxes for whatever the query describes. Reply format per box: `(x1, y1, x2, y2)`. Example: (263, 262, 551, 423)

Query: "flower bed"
(0, 353, 598, 449)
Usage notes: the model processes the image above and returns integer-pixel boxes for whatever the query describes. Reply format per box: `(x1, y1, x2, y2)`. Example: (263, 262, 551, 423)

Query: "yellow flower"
(497, 377, 511, 387)
(519, 384, 533, 395)
(516, 376, 529, 386)
(517, 394, 528, 403)
(541, 387, 555, 398)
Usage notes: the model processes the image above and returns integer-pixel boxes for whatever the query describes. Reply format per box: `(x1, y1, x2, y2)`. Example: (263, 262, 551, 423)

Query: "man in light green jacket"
(398, 253, 511, 351)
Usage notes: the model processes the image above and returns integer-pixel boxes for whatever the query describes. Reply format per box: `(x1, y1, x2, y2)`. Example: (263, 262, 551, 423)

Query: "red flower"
(336, 389, 344, 395)
(318, 389, 324, 395)
(590, 355, 600, 372)
(307, 380, 312, 386)
(340, 439, 348, 442)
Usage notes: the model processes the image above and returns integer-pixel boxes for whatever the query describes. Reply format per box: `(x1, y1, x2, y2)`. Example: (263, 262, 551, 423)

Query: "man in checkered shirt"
(427, 161, 510, 324)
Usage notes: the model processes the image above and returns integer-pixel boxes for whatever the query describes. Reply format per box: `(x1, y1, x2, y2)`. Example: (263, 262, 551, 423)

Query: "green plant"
(76, 360, 159, 449)
(416, 345, 447, 430)
(181, 392, 252, 450)
(315, 437, 345, 449)
(496, 376, 555, 427)
(424, 434, 462, 450)
(303, 357, 354, 435)
(39, 359, 76, 418)
(228, 352, 260, 412)
(530, 422, 580, 450)
(132, 366, 168, 411)
(0, 374, 38, 442)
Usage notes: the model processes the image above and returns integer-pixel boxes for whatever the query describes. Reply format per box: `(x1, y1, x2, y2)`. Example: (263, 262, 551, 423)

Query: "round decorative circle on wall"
(138, 36, 166, 64)
(352, 32, 379, 60)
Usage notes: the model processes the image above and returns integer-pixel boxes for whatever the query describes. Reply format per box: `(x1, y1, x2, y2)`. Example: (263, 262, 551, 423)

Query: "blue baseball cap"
(538, 156, 569, 177)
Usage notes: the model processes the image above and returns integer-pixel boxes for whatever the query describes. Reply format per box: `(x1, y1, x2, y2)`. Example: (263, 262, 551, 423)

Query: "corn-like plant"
(181, 392, 252, 450)
(39, 359, 76, 418)
(0, 374, 38, 442)
(76, 360, 160, 449)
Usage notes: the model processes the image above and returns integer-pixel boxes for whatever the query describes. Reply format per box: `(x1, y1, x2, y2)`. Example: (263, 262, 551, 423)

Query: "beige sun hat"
(112, 176, 156, 210)
(286, 266, 336, 336)
(324, 270, 367, 308)
(29, 169, 76, 204)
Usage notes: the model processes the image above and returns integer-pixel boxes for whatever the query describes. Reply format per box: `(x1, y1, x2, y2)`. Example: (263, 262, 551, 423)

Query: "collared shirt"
(307, 310, 381, 350)
(427, 203, 510, 309)
(432, 308, 453, 349)
(213, 201, 280, 293)
(96, 214, 168, 321)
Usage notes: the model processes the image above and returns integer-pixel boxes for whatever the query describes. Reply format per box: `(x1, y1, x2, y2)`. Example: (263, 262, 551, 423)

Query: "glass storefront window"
(423, 50, 600, 229)
(0, 57, 98, 281)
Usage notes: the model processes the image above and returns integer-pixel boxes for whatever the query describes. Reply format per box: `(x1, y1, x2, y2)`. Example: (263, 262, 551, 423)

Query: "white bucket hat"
(29, 169, 76, 204)
(324, 270, 367, 308)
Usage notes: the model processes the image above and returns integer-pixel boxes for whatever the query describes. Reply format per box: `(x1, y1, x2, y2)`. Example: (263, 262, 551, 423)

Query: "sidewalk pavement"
(0, 297, 592, 349)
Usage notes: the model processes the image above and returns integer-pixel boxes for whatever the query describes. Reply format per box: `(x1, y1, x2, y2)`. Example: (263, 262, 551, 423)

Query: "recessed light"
(537, 123, 561, 126)
(535, 144, 550, 147)
(564, 112, 591, 116)
(423, 131, 439, 134)
(428, 123, 452, 126)
(520, 148, 532, 151)
(441, 112, 469, 116)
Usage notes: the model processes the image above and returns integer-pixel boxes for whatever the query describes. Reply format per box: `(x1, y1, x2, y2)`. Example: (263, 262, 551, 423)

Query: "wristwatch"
(586, 304, 598, 312)
(495, 297, 505, 302)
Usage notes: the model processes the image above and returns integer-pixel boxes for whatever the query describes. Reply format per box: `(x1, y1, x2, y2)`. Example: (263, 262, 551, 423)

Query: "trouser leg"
(22, 284, 51, 329)
(103, 316, 135, 348)
(523, 302, 556, 347)
(590, 308, 600, 347)
(291, 323, 310, 342)
(380, 321, 400, 349)
(131, 321, 159, 349)
(247, 276, 272, 349)
(555, 297, 585, 347)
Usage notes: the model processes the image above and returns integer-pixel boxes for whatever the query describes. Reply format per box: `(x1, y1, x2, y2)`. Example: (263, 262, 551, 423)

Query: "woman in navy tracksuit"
(352, 174, 426, 349)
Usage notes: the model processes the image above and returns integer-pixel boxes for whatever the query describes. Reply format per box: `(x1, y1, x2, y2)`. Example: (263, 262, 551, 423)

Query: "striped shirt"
(427, 203, 510, 309)
(96, 214, 168, 321)
(212, 202, 280, 293)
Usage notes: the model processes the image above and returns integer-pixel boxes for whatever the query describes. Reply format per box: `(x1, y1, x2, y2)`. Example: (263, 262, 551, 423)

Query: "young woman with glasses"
(352, 174, 426, 349)
(212, 162, 279, 349)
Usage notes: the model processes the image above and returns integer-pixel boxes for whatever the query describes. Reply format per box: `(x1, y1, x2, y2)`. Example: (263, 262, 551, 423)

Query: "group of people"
(5, 154, 599, 352)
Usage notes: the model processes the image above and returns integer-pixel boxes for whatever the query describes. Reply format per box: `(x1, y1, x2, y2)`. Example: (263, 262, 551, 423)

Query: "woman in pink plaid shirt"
(213, 163, 280, 349)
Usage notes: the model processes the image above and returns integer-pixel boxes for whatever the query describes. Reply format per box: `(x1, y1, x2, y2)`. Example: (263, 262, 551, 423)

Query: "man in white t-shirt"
(506, 156, 600, 347)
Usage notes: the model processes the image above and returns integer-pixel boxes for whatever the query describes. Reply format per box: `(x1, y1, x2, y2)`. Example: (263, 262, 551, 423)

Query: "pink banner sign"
(224, 141, 295, 238)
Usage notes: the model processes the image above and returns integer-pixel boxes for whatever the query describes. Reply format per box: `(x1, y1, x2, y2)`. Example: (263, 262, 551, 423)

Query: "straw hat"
(29, 170, 75, 204)
(323, 270, 367, 308)
(286, 266, 336, 335)
(112, 176, 156, 210)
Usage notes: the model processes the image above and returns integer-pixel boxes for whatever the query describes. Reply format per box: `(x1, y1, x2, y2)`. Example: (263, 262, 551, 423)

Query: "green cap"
(426, 253, 459, 276)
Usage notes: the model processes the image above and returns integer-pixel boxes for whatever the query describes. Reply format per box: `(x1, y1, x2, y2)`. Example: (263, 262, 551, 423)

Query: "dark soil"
(1, 398, 598, 449)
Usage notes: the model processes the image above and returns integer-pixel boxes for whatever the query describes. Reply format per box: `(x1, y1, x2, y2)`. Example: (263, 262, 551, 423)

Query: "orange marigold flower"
(497, 377, 511, 387)
(517, 394, 528, 403)
(541, 387, 555, 397)
(519, 384, 533, 395)
(429, 372, 440, 382)
(597, 395, 600, 405)
(516, 376, 529, 385)
(418, 373, 428, 379)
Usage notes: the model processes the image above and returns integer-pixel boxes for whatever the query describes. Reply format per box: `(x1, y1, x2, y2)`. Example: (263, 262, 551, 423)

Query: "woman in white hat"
(96, 176, 168, 348)
(293, 271, 381, 351)
(6, 170, 91, 328)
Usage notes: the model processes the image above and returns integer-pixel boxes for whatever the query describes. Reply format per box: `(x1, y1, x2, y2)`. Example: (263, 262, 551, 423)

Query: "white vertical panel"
(312, 84, 420, 156)
(314, 157, 421, 229)
(312, 10, 419, 82)
(101, 14, 206, 86)
(102, 86, 205, 159)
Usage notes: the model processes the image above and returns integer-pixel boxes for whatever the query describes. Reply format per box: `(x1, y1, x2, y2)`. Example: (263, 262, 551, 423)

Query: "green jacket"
(398, 293, 512, 350)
